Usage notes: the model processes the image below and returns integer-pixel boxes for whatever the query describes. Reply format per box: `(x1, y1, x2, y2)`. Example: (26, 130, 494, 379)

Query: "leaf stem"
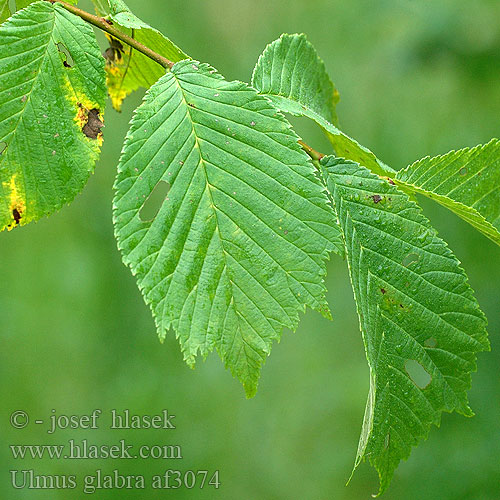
(298, 140, 325, 162)
(45, 0, 174, 69)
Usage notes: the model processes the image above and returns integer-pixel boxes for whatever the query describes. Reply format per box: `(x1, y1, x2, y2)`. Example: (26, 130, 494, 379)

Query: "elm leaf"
(0, 1, 106, 231)
(252, 33, 395, 177)
(322, 157, 489, 495)
(113, 60, 342, 397)
(396, 139, 500, 246)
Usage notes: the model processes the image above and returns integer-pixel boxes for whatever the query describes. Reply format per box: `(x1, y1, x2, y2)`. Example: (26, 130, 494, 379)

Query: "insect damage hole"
(139, 180, 171, 222)
(56, 42, 74, 68)
(404, 360, 431, 389)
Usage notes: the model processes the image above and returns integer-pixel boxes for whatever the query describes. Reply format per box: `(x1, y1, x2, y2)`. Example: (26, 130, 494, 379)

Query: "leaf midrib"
(173, 73, 248, 349)
(175, 72, 331, 287)
(169, 71, 326, 343)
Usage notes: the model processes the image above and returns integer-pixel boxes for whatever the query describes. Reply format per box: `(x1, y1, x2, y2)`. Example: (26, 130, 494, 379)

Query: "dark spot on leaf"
(56, 42, 74, 68)
(187, 102, 196, 108)
(82, 109, 104, 140)
(12, 208, 21, 225)
(139, 180, 171, 222)
(405, 359, 431, 389)
(380, 288, 387, 294)
(387, 177, 395, 185)
(371, 194, 382, 203)
(399, 304, 404, 308)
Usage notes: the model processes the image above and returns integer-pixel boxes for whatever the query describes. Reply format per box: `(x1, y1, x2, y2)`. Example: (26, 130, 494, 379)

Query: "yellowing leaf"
(98, 0, 189, 111)
(0, 2, 106, 231)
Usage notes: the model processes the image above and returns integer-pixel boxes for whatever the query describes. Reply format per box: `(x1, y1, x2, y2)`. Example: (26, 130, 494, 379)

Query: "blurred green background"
(1, 0, 499, 498)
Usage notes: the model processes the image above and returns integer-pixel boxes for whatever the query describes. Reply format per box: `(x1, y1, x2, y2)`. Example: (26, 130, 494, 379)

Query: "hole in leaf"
(402, 252, 419, 267)
(56, 42, 74, 68)
(0, 142, 7, 155)
(424, 337, 437, 348)
(459, 167, 467, 176)
(405, 360, 431, 389)
(139, 180, 170, 222)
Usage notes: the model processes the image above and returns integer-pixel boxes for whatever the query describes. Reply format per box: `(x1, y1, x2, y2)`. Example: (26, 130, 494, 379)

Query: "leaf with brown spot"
(0, 2, 106, 231)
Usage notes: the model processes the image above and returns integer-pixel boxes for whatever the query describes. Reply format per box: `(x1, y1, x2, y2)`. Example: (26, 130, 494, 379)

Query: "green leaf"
(252, 33, 339, 127)
(251, 33, 395, 177)
(321, 157, 489, 495)
(13, 0, 34, 8)
(0, 1, 106, 232)
(113, 60, 342, 397)
(0, 0, 11, 23)
(15, 0, 78, 12)
(91, 0, 109, 14)
(1, 0, 79, 24)
(107, 0, 151, 29)
(98, 0, 188, 111)
(396, 139, 500, 246)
